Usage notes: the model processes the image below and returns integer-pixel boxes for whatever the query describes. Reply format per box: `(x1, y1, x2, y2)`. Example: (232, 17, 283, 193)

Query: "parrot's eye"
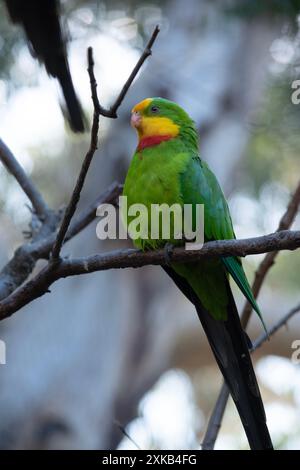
(150, 105, 159, 114)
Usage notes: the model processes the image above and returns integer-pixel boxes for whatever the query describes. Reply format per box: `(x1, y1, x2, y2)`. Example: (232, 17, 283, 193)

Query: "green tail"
(222, 256, 268, 335)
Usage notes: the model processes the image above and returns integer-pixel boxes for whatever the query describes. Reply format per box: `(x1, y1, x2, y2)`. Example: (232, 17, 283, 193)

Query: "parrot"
(5, 0, 85, 133)
(122, 97, 273, 450)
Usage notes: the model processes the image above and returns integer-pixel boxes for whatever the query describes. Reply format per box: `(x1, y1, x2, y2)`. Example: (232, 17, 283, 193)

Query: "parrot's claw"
(164, 242, 174, 266)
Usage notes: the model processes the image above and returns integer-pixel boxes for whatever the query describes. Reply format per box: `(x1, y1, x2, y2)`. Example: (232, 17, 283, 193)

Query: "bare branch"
(0, 245, 37, 302)
(90, 25, 160, 118)
(241, 179, 300, 327)
(0, 138, 50, 218)
(65, 182, 123, 242)
(201, 382, 229, 450)
(202, 301, 300, 449)
(109, 25, 160, 117)
(0, 182, 122, 300)
(87, 46, 101, 113)
(51, 26, 160, 259)
(50, 48, 101, 259)
(0, 229, 299, 320)
(0, 25, 157, 298)
(202, 179, 300, 450)
(252, 302, 300, 351)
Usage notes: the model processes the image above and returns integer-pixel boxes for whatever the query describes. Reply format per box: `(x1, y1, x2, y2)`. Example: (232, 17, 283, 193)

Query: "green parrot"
(122, 97, 273, 450)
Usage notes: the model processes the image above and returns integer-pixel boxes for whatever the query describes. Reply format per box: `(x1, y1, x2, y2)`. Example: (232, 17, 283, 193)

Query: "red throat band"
(137, 134, 173, 151)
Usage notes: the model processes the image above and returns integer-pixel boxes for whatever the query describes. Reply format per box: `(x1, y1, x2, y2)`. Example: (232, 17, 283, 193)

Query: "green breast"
(122, 139, 190, 249)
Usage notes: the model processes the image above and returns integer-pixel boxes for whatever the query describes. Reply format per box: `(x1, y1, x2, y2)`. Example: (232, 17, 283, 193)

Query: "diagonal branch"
(0, 182, 122, 301)
(50, 47, 101, 259)
(202, 179, 300, 450)
(65, 182, 123, 243)
(201, 383, 229, 450)
(241, 179, 300, 327)
(51, 26, 160, 259)
(202, 300, 300, 450)
(0, 138, 50, 218)
(0, 25, 158, 300)
(0, 229, 299, 320)
(252, 302, 300, 352)
(108, 25, 160, 117)
(89, 25, 160, 118)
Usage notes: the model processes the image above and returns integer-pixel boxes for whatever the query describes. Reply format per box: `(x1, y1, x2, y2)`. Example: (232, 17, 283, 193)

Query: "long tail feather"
(222, 256, 268, 334)
(163, 266, 273, 450)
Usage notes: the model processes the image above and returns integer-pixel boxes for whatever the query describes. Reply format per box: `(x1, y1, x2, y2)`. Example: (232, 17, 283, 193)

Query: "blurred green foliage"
(243, 77, 300, 194)
(230, 0, 300, 23)
(239, 71, 300, 292)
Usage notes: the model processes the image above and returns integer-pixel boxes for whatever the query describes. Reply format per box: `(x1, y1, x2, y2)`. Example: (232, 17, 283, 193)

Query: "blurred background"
(0, 0, 300, 450)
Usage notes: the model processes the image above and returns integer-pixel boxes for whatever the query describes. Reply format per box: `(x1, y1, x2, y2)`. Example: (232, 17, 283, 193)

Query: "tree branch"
(201, 382, 229, 450)
(201, 300, 300, 449)
(89, 25, 160, 118)
(242, 179, 300, 326)
(0, 25, 158, 303)
(0, 138, 50, 218)
(252, 302, 300, 352)
(0, 182, 122, 300)
(202, 179, 300, 450)
(108, 25, 160, 117)
(50, 48, 101, 259)
(51, 26, 160, 259)
(65, 182, 123, 242)
(0, 229, 299, 320)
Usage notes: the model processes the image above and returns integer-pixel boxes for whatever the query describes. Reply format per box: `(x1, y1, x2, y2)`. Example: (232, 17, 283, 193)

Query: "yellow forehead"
(132, 98, 152, 113)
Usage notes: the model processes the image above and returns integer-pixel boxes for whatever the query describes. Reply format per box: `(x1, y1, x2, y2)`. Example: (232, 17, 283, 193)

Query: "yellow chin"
(138, 116, 179, 138)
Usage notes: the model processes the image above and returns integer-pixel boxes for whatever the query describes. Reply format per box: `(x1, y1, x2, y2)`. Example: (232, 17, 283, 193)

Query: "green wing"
(180, 155, 267, 331)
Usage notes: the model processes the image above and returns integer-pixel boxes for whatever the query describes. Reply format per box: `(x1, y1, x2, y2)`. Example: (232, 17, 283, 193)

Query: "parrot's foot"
(164, 242, 174, 266)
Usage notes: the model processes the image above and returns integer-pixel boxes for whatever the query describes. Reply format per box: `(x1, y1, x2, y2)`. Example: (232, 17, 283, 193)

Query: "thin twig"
(0, 24, 157, 294)
(241, 179, 300, 327)
(51, 26, 160, 259)
(201, 382, 229, 450)
(0, 229, 299, 320)
(114, 420, 141, 450)
(0, 139, 50, 218)
(201, 301, 300, 449)
(252, 302, 300, 351)
(202, 180, 300, 450)
(87, 46, 101, 113)
(51, 49, 100, 259)
(65, 182, 123, 242)
(90, 25, 160, 118)
(109, 25, 160, 117)
(0, 182, 122, 300)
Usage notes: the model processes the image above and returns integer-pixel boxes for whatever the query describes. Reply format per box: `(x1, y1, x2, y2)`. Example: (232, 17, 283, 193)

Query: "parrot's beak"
(131, 111, 142, 129)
